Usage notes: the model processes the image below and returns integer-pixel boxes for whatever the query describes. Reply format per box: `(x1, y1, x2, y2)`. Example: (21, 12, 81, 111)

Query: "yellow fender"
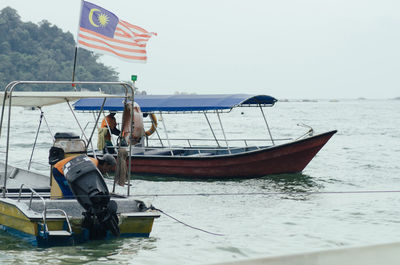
(145, 113, 158, 136)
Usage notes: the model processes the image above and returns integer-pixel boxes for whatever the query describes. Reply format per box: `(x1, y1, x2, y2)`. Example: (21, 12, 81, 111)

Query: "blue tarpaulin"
(73, 94, 277, 112)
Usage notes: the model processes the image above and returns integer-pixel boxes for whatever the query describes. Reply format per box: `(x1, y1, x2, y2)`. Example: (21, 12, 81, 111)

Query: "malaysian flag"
(77, 1, 156, 63)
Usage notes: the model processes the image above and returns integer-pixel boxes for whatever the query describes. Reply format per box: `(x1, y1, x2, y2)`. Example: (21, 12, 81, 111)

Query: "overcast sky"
(1, 0, 399, 99)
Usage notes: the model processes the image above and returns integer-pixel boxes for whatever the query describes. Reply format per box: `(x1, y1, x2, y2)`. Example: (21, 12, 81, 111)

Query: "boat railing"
(81, 120, 292, 149)
(18, 184, 46, 210)
(18, 184, 47, 234)
(146, 137, 292, 148)
(102, 141, 285, 157)
(17, 184, 72, 235)
(94, 136, 293, 157)
(295, 123, 314, 140)
(42, 209, 73, 236)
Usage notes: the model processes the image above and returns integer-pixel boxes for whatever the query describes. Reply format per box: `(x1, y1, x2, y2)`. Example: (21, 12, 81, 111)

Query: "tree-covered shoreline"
(0, 7, 120, 92)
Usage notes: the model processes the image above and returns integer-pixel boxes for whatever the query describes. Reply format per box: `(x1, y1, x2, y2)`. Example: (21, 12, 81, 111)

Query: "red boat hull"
(127, 130, 337, 178)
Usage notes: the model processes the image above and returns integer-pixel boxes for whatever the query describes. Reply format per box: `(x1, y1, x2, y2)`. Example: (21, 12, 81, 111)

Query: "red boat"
(126, 130, 336, 178)
(75, 94, 337, 179)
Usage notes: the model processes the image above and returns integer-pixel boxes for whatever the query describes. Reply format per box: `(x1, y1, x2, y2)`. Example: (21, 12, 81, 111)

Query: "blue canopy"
(73, 94, 277, 112)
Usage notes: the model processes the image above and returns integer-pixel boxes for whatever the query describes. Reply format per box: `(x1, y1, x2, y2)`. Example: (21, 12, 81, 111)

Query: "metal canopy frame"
(145, 106, 275, 152)
(0, 80, 136, 197)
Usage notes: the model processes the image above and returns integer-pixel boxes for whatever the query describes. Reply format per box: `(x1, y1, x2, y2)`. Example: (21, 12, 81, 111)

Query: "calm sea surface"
(0, 99, 399, 264)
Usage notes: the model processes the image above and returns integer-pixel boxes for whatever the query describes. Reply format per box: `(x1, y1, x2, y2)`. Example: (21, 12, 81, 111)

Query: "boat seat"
(143, 150, 173, 156)
(187, 152, 213, 157)
(172, 149, 185, 155)
(143, 149, 185, 156)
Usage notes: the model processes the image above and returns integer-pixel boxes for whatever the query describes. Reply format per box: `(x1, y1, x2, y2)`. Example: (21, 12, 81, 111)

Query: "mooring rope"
(11, 189, 400, 237)
(142, 190, 400, 236)
(130, 190, 400, 197)
(148, 205, 225, 236)
(10, 189, 400, 200)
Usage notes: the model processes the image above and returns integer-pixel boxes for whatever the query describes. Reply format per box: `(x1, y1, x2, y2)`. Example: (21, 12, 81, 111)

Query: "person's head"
(108, 111, 117, 117)
(97, 154, 116, 174)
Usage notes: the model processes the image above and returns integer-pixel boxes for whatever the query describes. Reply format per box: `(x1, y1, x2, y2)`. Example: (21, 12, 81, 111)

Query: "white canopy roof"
(0, 91, 124, 107)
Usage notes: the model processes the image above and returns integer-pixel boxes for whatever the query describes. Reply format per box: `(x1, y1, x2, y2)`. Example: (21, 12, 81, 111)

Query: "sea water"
(0, 99, 399, 264)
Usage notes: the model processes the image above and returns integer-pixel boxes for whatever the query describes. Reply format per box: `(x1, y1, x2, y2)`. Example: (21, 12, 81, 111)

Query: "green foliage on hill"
(0, 7, 120, 92)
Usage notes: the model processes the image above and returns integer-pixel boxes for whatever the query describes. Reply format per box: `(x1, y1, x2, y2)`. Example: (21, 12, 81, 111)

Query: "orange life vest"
(101, 115, 117, 141)
(54, 156, 98, 175)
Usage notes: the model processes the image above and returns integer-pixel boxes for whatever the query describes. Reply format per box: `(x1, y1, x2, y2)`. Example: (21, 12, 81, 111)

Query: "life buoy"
(121, 102, 144, 144)
(145, 113, 158, 136)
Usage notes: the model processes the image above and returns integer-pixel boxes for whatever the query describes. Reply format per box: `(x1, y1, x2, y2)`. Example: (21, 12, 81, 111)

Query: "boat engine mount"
(64, 155, 120, 239)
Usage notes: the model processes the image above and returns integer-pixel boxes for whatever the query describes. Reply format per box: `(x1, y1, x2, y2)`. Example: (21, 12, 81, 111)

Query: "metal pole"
(127, 84, 135, 196)
(259, 104, 275, 145)
(216, 111, 231, 154)
(0, 81, 17, 139)
(42, 111, 54, 141)
(153, 114, 164, 147)
(89, 112, 98, 156)
(66, 100, 89, 143)
(2, 82, 19, 196)
(86, 98, 107, 152)
(101, 111, 115, 147)
(92, 112, 97, 123)
(155, 126, 164, 147)
(113, 84, 129, 193)
(0, 92, 9, 139)
(160, 113, 171, 149)
(3, 83, 15, 197)
(204, 112, 220, 147)
(71, 46, 78, 91)
(28, 109, 44, 170)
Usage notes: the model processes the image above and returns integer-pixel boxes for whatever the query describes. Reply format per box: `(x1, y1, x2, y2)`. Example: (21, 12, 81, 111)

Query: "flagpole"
(72, 0, 84, 90)
(71, 46, 78, 90)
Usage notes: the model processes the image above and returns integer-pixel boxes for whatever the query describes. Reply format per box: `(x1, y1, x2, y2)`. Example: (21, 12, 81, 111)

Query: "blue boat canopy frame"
(73, 94, 277, 113)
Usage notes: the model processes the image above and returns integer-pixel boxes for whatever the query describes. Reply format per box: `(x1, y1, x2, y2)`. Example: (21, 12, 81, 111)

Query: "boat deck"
(1, 192, 158, 220)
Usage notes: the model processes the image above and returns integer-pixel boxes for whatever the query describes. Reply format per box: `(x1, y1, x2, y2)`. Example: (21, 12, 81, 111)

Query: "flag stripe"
(120, 20, 155, 36)
(78, 37, 146, 59)
(78, 33, 147, 54)
(78, 40, 147, 60)
(78, 34, 147, 58)
(116, 24, 154, 41)
(79, 27, 146, 48)
(115, 24, 134, 38)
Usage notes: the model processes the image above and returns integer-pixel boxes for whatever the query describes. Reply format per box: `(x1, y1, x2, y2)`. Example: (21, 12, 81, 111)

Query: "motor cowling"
(64, 155, 120, 239)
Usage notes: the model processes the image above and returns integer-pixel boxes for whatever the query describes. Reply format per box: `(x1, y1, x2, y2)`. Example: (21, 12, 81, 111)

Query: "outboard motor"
(49, 132, 87, 199)
(63, 155, 120, 239)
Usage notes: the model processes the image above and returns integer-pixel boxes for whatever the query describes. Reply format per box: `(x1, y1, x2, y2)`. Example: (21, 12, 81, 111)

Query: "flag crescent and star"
(88, 8, 101, 27)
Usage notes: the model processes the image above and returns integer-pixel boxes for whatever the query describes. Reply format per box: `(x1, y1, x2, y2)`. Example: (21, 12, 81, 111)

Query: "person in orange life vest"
(52, 154, 116, 198)
(101, 111, 121, 154)
(101, 111, 121, 142)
